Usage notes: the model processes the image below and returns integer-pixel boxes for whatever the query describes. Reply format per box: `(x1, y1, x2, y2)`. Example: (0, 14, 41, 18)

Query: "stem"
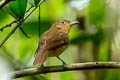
(12, 62, 120, 78)
(0, 0, 14, 9)
(0, 0, 45, 47)
(38, 5, 40, 38)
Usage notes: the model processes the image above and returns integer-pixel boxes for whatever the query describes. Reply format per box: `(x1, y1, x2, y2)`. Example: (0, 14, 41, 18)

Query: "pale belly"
(48, 45, 67, 57)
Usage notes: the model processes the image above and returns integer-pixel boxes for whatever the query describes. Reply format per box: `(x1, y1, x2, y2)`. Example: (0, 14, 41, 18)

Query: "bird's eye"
(60, 21, 65, 24)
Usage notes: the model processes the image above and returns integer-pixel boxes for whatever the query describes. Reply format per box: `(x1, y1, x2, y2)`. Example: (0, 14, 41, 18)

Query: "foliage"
(0, 0, 120, 80)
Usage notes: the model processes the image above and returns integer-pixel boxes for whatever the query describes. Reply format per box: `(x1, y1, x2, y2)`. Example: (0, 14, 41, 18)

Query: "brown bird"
(33, 20, 79, 66)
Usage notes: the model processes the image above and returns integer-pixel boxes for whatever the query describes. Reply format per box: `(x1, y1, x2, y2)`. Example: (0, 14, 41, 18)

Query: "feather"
(33, 49, 49, 65)
(33, 23, 69, 65)
(33, 40, 48, 65)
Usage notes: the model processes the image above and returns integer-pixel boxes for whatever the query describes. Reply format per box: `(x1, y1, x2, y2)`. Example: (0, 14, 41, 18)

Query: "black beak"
(70, 21, 79, 26)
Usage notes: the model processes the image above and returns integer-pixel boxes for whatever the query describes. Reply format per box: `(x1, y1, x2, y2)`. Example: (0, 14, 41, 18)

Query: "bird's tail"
(33, 50, 49, 65)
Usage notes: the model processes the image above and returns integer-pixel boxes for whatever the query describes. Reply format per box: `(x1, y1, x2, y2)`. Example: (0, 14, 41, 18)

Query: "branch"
(0, 6, 33, 31)
(0, 19, 22, 47)
(19, 26, 31, 38)
(0, 0, 45, 47)
(0, 0, 14, 9)
(0, 20, 17, 31)
(0, 7, 33, 47)
(13, 62, 120, 78)
(38, 5, 40, 38)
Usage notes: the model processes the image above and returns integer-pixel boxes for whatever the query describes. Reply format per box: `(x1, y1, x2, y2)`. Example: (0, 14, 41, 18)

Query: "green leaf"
(3, 5, 18, 18)
(4, 0, 28, 19)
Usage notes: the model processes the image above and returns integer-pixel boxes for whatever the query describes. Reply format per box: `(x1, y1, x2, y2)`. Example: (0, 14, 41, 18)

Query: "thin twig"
(0, 7, 33, 47)
(18, 26, 31, 38)
(24, 7, 36, 20)
(26, 5, 33, 12)
(12, 62, 120, 78)
(0, 5, 33, 31)
(0, 0, 45, 31)
(0, 20, 17, 31)
(38, 0, 45, 6)
(0, 9, 34, 47)
(38, 5, 40, 38)
(0, 0, 15, 9)
(0, 0, 45, 47)
(0, 20, 22, 47)
(0, 7, 34, 47)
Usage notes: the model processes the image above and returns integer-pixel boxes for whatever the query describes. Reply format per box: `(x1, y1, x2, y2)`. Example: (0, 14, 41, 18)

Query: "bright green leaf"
(4, 0, 28, 19)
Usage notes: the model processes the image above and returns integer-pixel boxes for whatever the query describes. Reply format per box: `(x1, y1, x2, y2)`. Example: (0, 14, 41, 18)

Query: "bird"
(33, 20, 79, 66)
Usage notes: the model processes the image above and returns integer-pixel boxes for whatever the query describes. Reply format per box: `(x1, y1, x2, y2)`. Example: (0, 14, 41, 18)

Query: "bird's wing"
(46, 33, 69, 49)
(33, 30, 69, 65)
(33, 35, 49, 65)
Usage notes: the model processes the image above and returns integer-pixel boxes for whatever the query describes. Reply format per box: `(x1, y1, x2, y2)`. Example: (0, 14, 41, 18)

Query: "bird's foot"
(41, 64, 44, 68)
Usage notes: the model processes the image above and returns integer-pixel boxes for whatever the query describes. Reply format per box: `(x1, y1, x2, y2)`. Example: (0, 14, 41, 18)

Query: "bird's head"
(52, 20, 79, 32)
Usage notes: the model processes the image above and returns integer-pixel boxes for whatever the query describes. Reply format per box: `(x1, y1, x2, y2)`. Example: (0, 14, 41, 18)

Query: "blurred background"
(0, 0, 120, 80)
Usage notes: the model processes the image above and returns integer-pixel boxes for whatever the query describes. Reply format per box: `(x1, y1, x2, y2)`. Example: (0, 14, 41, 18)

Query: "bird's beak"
(70, 21, 79, 26)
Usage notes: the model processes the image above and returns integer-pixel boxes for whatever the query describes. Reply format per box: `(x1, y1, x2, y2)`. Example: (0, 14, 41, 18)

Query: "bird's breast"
(48, 45, 68, 57)
(47, 29, 69, 57)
